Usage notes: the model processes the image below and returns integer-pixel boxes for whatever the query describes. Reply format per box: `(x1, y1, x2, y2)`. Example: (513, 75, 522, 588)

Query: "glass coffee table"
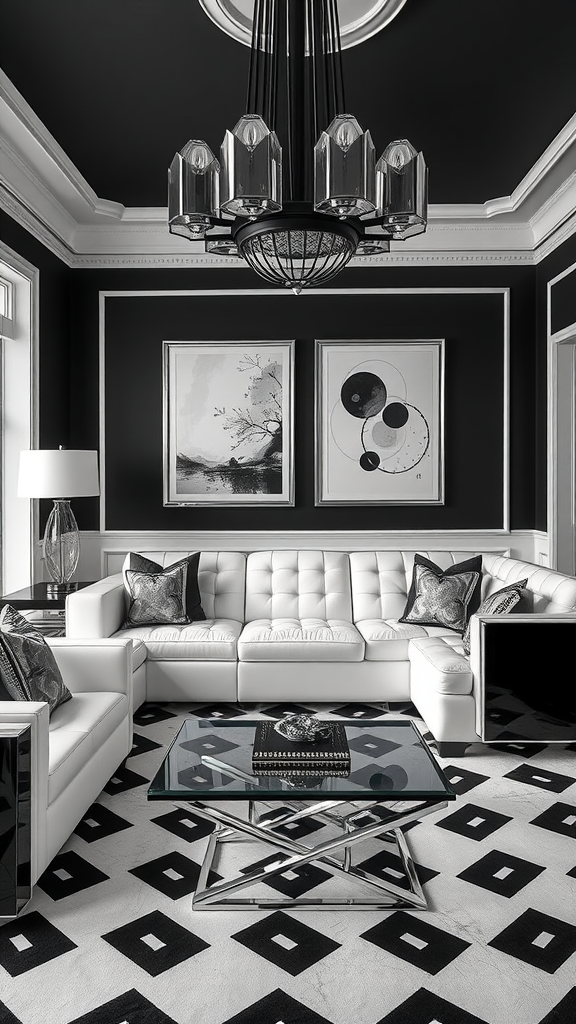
(148, 717, 456, 911)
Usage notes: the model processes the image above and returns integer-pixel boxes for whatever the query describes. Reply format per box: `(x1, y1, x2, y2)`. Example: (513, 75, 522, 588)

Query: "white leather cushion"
(408, 635, 472, 694)
(48, 692, 128, 803)
(356, 619, 457, 661)
(482, 553, 576, 613)
(112, 619, 242, 661)
(244, 551, 353, 622)
(238, 618, 364, 662)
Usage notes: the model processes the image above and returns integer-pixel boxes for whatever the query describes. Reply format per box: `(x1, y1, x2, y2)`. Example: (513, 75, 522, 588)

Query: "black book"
(252, 720, 350, 765)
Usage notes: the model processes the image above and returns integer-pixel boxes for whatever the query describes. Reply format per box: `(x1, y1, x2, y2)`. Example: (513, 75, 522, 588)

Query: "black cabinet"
(0, 725, 32, 918)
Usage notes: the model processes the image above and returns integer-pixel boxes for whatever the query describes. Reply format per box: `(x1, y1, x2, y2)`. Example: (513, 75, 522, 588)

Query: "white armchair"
(0, 637, 133, 888)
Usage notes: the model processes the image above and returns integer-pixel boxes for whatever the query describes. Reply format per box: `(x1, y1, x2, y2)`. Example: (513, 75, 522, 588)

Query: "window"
(0, 275, 15, 339)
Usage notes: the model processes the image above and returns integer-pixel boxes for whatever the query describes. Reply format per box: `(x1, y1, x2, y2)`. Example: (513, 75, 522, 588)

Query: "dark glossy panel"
(482, 620, 576, 742)
(148, 719, 455, 801)
(0, 728, 31, 918)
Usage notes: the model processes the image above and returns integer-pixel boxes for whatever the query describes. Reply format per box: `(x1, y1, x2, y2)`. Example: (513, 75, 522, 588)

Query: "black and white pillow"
(0, 604, 72, 715)
(122, 552, 205, 624)
(123, 562, 190, 627)
(462, 578, 529, 655)
(400, 554, 483, 633)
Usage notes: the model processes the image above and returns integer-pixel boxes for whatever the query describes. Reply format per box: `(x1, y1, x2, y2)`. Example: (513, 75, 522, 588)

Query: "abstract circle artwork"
(330, 359, 430, 475)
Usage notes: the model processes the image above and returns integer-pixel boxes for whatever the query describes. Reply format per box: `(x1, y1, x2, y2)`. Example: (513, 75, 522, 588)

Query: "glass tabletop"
(147, 718, 456, 801)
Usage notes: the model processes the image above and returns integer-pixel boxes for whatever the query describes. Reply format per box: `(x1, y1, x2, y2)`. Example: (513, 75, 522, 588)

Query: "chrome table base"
(190, 797, 448, 911)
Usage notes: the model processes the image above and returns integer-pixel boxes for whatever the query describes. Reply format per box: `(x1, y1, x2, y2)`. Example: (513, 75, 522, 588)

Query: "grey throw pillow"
(400, 554, 483, 633)
(462, 578, 529, 655)
(0, 604, 72, 716)
(123, 561, 189, 627)
(122, 552, 205, 621)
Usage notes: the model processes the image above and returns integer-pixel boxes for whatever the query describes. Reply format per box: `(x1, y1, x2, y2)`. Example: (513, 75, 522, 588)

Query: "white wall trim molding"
(547, 247, 576, 570)
(72, 530, 545, 581)
(0, 241, 39, 591)
(98, 286, 510, 535)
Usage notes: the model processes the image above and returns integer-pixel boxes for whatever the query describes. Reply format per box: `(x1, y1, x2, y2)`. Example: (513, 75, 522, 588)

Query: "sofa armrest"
(0, 703, 49, 885)
(47, 638, 133, 699)
(65, 574, 125, 638)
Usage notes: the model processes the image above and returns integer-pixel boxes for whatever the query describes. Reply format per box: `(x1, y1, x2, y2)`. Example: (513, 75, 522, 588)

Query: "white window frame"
(0, 244, 39, 593)
(0, 274, 15, 340)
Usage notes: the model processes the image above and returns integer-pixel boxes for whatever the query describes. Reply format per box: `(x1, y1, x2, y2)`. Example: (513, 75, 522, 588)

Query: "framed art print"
(315, 340, 444, 505)
(164, 340, 294, 505)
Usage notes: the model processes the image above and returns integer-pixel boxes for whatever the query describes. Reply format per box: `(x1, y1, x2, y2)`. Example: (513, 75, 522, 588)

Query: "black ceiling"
(2, 0, 576, 208)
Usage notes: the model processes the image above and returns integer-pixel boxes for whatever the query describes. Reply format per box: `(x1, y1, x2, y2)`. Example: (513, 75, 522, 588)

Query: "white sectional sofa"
(66, 549, 576, 756)
(0, 637, 133, 887)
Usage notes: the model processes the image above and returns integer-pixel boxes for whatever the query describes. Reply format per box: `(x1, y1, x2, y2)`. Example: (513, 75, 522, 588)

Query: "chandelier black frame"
(168, 0, 428, 292)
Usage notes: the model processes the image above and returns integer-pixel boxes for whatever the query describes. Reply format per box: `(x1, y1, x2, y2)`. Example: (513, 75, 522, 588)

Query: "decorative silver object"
(273, 713, 333, 743)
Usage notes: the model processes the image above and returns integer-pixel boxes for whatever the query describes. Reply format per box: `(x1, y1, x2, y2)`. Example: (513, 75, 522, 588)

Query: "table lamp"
(17, 447, 100, 596)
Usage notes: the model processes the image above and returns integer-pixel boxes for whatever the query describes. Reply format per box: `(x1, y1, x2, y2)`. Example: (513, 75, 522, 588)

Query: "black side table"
(0, 582, 96, 635)
(0, 724, 32, 919)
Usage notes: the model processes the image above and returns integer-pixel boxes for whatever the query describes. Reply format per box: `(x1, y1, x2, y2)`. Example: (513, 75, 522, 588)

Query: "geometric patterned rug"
(1, 700, 575, 1024)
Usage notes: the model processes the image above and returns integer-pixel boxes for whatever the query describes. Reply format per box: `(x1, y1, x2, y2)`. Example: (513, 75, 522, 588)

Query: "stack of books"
(252, 720, 351, 776)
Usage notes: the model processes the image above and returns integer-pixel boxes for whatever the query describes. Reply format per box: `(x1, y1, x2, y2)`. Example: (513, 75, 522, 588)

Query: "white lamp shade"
(17, 449, 100, 498)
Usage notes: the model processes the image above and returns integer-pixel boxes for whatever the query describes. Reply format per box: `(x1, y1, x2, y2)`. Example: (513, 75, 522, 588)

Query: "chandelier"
(168, 0, 427, 294)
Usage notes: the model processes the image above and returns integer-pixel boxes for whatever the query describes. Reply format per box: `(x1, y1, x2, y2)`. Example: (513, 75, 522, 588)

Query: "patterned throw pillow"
(400, 554, 483, 633)
(462, 578, 529, 655)
(0, 605, 72, 716)
(123, 562, 189, 627)
(122, 552, 205, 622)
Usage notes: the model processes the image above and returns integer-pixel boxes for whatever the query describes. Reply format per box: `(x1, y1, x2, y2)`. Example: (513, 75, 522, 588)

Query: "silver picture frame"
(164, 340, 294, 506)
(315, 339, 445, 506)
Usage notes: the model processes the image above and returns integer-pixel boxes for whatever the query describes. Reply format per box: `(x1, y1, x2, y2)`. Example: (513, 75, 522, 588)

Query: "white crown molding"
(2, 66, 576, 267)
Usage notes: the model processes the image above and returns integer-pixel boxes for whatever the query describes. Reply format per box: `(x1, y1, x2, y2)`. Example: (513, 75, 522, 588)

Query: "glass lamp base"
(46, 581, 79, 598)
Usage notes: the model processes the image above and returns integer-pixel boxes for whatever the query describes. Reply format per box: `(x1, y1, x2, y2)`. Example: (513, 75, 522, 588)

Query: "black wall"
(1, 208, 541, 534)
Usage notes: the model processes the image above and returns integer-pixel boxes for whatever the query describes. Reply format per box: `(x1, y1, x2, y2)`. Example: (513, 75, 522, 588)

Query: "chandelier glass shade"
(168, 0, 427, 292)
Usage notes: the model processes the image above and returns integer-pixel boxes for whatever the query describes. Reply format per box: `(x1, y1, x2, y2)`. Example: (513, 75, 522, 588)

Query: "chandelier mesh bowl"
(168, 0, 428, 290)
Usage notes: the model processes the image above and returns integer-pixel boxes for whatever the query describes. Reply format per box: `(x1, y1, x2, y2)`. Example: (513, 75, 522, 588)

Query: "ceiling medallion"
(169, 0, 426, 292)
(197, 0, 410, 50)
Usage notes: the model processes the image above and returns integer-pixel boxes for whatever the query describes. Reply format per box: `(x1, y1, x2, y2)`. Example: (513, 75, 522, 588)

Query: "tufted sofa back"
(349, 551, 505, 622)
(104, 550, 246, 622)
(244, 550, 353, 622)
(482, 553, 576, 613)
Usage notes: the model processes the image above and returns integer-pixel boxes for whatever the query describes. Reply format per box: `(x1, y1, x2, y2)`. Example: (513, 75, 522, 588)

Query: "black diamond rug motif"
(129, 851, 222, 899)
(347, 733, 402, 757)
(435, 802, 512, 841)
(0, 1001, 22, 1024)
(568, 865, 576, 878)
(239, 853, 331, 897)
(261, 703, 315, 718)
(37, 850, 110, 901)
(442, 765, 490, 794)
(74, 801, 134, 842)
(488, 907, 576, 974)
(177, 763, 234, 790)
(536, 987, 576, 1023)
(259, 807, 325, 840)
(347, 762, 408, 791)
(357, 849, 439, 891)
(0, 911, 77, 977)
(504, 762, 576, 793)
(104, 765, 149, 795)
(232, 910, 340, 976)
(190, 703, 247, 719)
(222, 987, 335, 1024)
(361, 911, 471, 975)
(128, 731, 162, 757)
(179, 732, 240, 756)
(67, 988, 178, 1024)
(488, 741, 547, 757)
(530, 801, 576, 839)
(102, 910, 210, 977)
(457, 848, 545, 898)
(377, 987, 489, 1023)
(150, 807, 216, 843)
(133, 704, 177, 726)
(330, 703, 384, 719)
